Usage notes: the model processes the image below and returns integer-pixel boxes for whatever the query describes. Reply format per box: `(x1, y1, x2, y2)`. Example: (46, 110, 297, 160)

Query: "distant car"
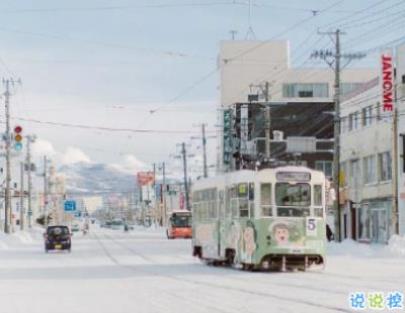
(101, 221, 112, 228)
(110, 220, 124, 230)
(71, 224, 80, 232)
(44, 225, 72, 253)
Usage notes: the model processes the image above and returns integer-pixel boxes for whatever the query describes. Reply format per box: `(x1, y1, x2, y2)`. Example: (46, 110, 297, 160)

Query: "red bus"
(166, 211, 192, 239)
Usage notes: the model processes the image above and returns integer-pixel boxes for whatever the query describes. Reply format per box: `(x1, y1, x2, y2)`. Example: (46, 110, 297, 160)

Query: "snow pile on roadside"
(11, 231, 34, 244)
(327, 236, 405, 258)
(0, 233, 9, 250)
(387, 235, 405, 257)
(327, 239, 384, 258)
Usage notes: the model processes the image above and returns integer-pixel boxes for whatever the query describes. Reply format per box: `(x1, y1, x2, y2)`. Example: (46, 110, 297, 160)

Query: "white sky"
(0, 0, 402, 175)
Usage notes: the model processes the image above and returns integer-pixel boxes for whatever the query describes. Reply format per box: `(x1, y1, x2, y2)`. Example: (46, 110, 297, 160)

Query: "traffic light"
(13, 125, 23, 151)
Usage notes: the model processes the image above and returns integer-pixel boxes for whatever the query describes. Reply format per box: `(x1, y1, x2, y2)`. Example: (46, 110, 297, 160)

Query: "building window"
(363, 155, 377, 184)
(376, 102, 381, 121)
(315, 160, 333, 177)
(282, 83, 329, 98)
(362, 106, 373, 127)
(341, 83, 364, 95)
(350, 159, 361, 188)
(340, 117, 347, 134)
(353, 111, 359, 130)
(379, 152, 392, 181)
(348, 113, 354, 131)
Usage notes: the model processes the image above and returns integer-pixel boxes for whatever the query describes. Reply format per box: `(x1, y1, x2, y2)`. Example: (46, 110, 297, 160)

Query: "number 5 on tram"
(191, 166, 327, 271)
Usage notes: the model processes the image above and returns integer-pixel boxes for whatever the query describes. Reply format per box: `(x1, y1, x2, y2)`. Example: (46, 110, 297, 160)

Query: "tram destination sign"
(276, 172, 311, 182)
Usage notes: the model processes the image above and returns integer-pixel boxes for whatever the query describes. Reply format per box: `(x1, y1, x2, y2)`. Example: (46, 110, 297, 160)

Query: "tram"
(191, 166, 327, 271)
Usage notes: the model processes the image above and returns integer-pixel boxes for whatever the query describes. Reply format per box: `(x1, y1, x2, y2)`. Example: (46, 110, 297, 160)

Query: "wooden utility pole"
(181, 143, 191, 211)
(19, 162, 24, 230)
(4, 79, 11, 233)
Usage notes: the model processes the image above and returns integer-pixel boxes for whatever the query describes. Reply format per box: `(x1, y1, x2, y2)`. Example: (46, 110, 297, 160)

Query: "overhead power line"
(5, 116, 216, 134)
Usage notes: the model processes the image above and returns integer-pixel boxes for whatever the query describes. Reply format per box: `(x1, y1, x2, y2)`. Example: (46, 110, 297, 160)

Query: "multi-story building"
(396, 43, 405, 236)
(340, 77, 393, 243)
(218, 40, 377, 174)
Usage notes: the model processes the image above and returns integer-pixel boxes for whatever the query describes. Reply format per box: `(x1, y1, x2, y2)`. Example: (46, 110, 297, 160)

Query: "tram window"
(225, 188, 231, 218)
(314, 207, 323, 217)
(231, 199, 238, 218)
(238, 183, 248, 197)
(275, 183, 311, 217)
(260, 183, 272, 217)
(239, 198, 249, 217)
(276, 183, 311, 206)
(219, 190, 225, 219)
(314, 185, 323, 206)
(248, 183, 254, 200)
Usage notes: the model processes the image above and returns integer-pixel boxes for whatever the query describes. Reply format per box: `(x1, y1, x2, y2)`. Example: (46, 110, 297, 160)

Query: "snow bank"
(388, 235, 405, 257)
(327, 239, 384, 258)
(327, 236, 405, 258)
(0, 227, 44, 249)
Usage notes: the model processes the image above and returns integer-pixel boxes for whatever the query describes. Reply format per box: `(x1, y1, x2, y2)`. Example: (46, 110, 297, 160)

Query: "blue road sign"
(64, 200, 76, 212)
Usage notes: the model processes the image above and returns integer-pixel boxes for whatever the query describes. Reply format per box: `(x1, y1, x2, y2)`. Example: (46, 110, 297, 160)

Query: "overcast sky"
(0, 0, 402, 176)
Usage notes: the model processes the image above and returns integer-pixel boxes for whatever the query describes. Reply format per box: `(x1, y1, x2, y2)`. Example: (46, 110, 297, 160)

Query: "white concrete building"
(340, 77, 394, 243)
(217, 40, 377, 172)
(219, 40, 377, 106)
(396, 43, 405, 236)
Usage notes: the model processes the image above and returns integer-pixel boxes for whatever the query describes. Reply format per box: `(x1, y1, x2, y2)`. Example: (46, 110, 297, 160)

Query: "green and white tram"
(191, 166, 327, 271)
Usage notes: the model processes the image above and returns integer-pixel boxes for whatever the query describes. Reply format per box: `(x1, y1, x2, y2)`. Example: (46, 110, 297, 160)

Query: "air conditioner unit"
(273, 130, 284, 141)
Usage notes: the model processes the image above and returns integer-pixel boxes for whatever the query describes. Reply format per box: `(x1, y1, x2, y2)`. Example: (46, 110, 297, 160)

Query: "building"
(340, 77, 394, 243)
(396, 44, 405, 236)
(217, 40, 377, 174)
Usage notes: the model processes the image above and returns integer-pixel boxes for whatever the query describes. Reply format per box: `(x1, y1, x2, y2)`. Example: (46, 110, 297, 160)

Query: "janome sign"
(381, 53, 394, 111)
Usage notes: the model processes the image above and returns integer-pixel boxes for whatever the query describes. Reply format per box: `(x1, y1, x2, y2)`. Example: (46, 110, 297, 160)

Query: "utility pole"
(26, 136, 34, 228)
(312, 29, 365, 242)
(152, 163, 157, 225)
(264, 104, 271, 161)
(181, 143, 191, 211)
(202, 124, 208, 178)
(333, 29, 342, 243)
(162, 162, 167, 226)
(392, 107, 399, 235)
(3, 79, 11, 233)
(19, 162, 24, 230)
(43, 156, 48, 228)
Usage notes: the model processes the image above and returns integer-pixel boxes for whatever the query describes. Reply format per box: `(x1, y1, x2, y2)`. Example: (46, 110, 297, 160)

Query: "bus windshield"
(170, 214, 192, 227)
(275, 183, 311, 217)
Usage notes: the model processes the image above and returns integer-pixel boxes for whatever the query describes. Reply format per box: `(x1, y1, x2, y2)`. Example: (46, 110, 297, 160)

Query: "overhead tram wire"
(143, 0, 345, 122)
(0, 26, 215, 61)
(0, 1, 240, 13)
(2, 116, 216, 135)
(336, 0, 405, 29)
(319, 0, 398, 30)
(224, 0, 345, 64)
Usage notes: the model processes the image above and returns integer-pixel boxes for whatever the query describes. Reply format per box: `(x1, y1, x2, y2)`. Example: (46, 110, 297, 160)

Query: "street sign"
(64, 200, 76, 212)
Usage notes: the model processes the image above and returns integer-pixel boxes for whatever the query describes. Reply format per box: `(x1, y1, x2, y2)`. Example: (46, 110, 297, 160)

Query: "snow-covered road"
(0, 227, 403, 313)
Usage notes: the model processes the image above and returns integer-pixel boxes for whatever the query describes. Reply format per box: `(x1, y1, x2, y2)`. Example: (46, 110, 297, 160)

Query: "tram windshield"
(170, 213, 192, 227)
(275, 183, 311, 217)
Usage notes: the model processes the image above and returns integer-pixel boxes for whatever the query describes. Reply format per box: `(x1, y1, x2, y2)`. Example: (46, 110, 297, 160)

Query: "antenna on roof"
(245, 0, 256, 40)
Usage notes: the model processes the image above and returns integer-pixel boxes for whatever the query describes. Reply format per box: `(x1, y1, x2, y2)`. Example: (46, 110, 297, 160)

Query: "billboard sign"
(64, 200, 76, 212)
(137, 171, 154, 186)
(381, 53, 394, 112)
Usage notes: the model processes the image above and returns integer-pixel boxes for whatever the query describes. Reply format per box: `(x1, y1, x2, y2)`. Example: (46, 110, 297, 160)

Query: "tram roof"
(192, 166, 326, 190)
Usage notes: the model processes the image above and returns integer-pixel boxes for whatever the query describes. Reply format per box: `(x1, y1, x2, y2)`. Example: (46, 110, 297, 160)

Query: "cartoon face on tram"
(191, 166, 327, 271)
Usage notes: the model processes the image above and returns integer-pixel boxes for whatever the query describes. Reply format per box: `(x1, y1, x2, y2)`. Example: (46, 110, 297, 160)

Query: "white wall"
(396, 44, 405, 235)
(219, 40, 377, 106)
(340, 82, 393, 203)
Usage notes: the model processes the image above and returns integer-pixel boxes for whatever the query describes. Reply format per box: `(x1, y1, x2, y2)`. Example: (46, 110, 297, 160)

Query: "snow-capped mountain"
(59, 162, 137, 195)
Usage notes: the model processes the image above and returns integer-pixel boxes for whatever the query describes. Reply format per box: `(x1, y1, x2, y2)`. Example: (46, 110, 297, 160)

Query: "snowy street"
(0, 227, 403, 313)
